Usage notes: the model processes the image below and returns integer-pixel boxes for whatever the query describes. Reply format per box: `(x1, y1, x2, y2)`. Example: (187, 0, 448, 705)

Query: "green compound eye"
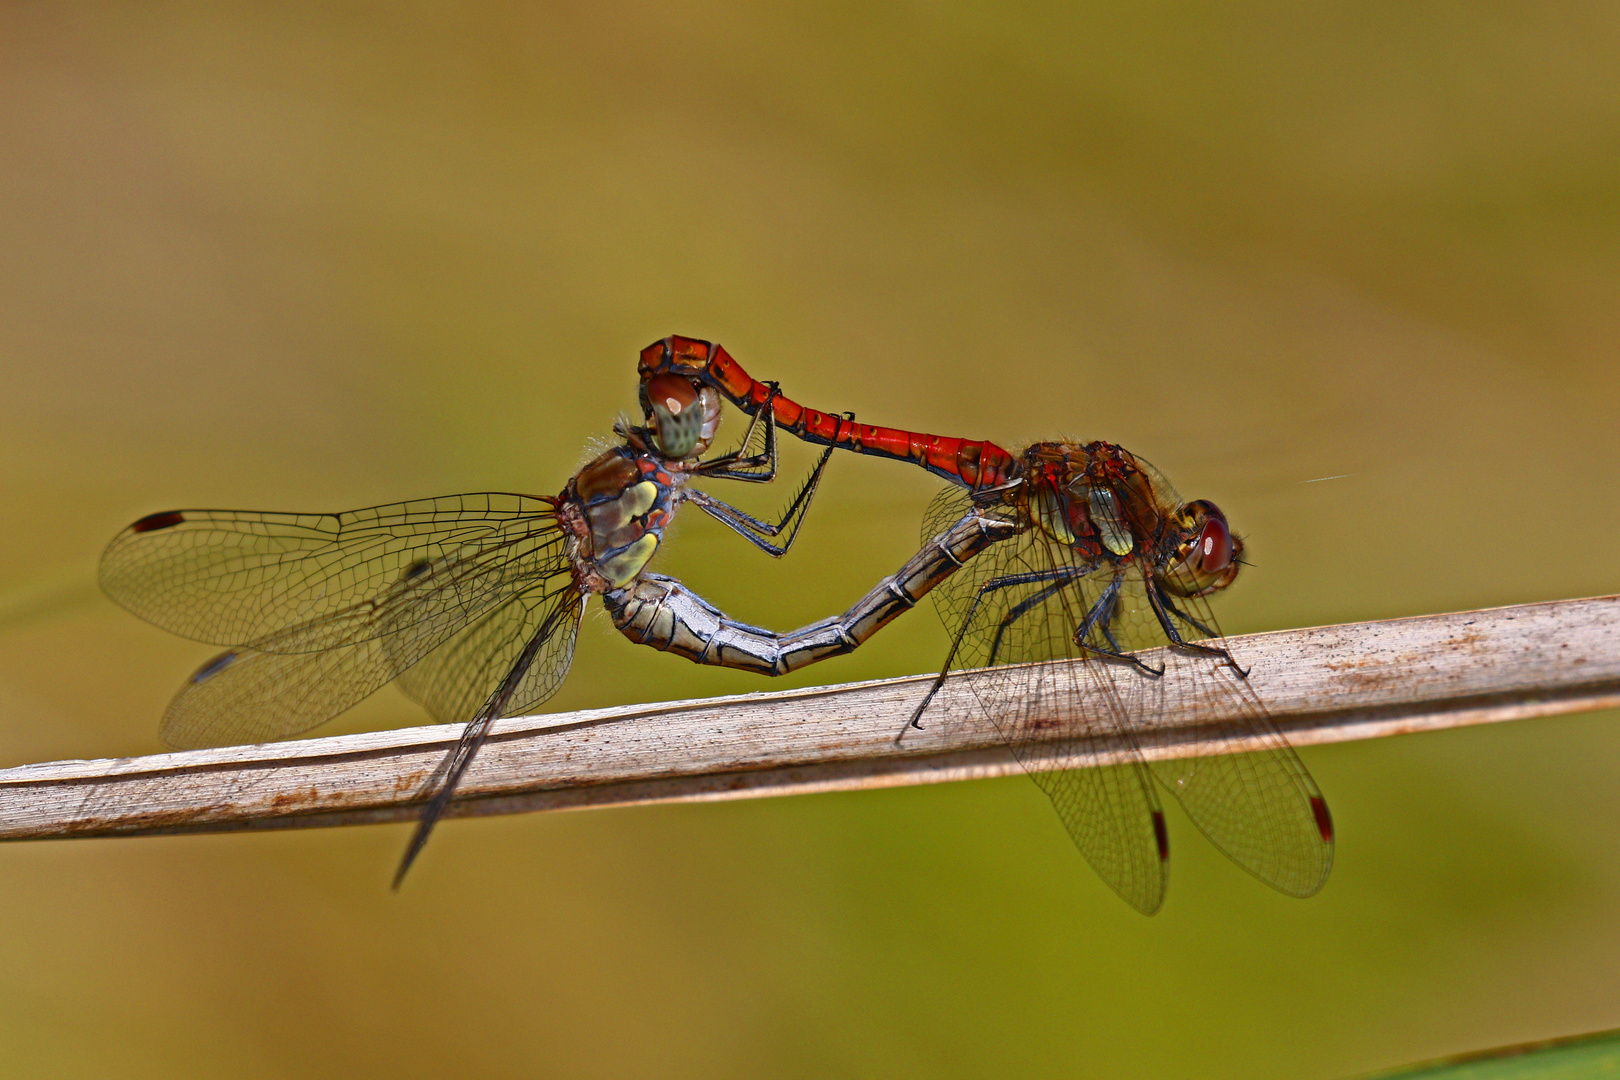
(645, 373, 703, 458)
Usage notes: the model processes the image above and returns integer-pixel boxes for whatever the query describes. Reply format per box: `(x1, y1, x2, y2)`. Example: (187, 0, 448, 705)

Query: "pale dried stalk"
(2, 595, 1616, 841)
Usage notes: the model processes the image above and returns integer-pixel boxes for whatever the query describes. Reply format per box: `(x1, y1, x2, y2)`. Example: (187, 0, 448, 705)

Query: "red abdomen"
(639, 336, 1019, 491)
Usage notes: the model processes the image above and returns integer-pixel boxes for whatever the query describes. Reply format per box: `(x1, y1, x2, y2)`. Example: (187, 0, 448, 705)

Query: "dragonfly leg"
(1068, 575, 1164, 677)
(1160, 593, 1219, 639)
(1088, 582, 1160, 674)
(695, 382, 787, 481)
(686, 432, 840, 557)
(984, 575, 1081, 667)
(1144, 578, 1249, 677)
(904, 563, 1082, 738)
(903, 618, 974, 740)
(1094, 592, 1128, 654)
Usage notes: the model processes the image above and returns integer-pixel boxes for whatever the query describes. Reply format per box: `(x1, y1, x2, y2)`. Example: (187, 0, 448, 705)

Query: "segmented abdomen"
(639, 336, 1020, 491)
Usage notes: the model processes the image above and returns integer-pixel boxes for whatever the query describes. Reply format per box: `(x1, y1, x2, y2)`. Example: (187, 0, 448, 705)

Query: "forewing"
(142, 495, 572, 748)
(391, 583, 587, 888)
(925, 485, 1333, 904)
(101, 494, 562, 649)
(922, 486, 1169, 914)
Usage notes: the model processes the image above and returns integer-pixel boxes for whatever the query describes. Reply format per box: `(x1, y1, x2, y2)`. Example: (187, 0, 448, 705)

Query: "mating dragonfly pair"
(101, 337, 1332, 912)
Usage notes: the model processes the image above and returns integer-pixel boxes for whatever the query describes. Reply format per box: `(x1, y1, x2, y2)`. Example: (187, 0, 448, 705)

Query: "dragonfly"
(101, 372, 997, 884)
(640, 336, 1333, 913)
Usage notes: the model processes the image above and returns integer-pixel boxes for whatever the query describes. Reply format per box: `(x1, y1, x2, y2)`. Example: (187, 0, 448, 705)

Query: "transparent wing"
(159, 582, 582, 752)
(390, 588, 588, 886)
(395, 581, 584, 726)
(110, 494, 574, 749)
(1128, 592, 1334, 899)
(1025, 538, 1334, 900)
(100, 494, 562, 649)
(920, 484, 1332, 909)
(161, 643, 378, 749)
(922, 487, 1169, 914)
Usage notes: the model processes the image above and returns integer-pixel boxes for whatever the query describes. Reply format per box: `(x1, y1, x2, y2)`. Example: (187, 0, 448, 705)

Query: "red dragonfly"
(101, 376, 1004, 882)
(641, 336, 1333, 913)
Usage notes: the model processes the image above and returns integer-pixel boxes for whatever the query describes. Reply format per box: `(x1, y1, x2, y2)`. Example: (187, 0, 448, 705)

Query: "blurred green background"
(2, 3, 1618, 1077)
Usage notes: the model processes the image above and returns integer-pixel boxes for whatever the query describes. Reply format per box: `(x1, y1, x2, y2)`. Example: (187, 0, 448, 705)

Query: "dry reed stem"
(2, 595, 1616, 841)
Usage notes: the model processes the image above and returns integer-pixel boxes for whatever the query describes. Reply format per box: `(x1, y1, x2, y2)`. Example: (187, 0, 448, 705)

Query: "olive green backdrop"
(2, 4, 1618, 1078)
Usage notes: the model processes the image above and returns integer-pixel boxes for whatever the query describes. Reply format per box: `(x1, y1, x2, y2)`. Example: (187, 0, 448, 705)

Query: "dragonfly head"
(1160, 499, 1242, 598)
(640, 373, 722, 459)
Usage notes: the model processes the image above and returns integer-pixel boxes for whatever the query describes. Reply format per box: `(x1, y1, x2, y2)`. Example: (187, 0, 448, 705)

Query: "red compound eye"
(1194, 507, 1233, 575)
(1163, 500, 1239, 599)
(645, 373, 697, 416)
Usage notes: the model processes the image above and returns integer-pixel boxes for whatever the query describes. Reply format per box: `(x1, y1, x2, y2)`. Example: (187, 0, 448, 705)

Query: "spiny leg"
(1068, 574, 1164, 677)
(897, 603, 979, 743)
(687, 416, 845, 557)
(1085, 577, 1162, 671)
(1144, 576, 1248, 677)
(1160, 592, 1218, 639)
(1093, 586, 1128, 655)
(896, 565, 1082, 742)
(985, 577, 1077, 668)
(697, 383, 785, 481)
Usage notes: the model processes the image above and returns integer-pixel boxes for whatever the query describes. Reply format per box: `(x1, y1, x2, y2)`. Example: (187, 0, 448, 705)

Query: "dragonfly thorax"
(1019, 441, 1171, 565)
(1017, 441, 1242, 597)
(565, 445, 683, 589)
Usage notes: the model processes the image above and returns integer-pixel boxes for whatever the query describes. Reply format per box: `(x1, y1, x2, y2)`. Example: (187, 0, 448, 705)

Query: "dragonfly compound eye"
(644, 373, 704, 458)
(1161, 500, 1241, 598)
(1194, 508, 1233, 575)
